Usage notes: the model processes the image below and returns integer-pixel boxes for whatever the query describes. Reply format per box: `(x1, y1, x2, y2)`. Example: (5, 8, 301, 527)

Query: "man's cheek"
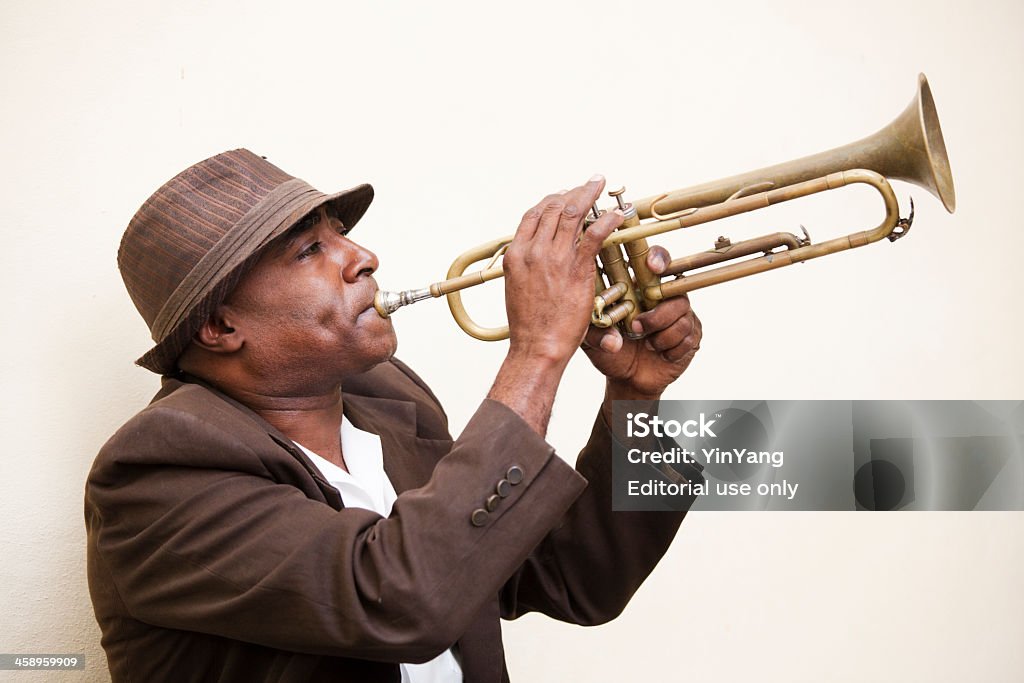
(315, 307, 338, 327)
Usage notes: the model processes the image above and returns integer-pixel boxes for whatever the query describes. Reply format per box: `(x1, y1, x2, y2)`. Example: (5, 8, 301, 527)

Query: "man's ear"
(193, 306, 245, 354)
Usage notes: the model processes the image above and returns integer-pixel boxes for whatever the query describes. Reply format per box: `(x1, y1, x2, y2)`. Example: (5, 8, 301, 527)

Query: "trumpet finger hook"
(888, 196, 914, 242)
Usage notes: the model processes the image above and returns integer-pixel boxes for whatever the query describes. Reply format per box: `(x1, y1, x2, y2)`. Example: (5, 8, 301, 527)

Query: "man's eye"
(298, 241, 322, 259)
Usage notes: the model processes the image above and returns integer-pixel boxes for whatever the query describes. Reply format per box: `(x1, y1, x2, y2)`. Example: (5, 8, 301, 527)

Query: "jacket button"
(496, 479, 512, 498)
(486, 494, 501, 512)
(507, 465, 524, 485)
(470, 509, 489, 527)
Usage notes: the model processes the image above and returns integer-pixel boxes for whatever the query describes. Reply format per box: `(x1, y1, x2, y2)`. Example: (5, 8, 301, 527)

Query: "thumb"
(646, 245, 671, 275)
(584, 325, 623, 353)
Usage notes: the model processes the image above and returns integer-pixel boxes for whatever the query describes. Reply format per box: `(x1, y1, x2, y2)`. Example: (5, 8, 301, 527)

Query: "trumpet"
(374, 73, 955, 341)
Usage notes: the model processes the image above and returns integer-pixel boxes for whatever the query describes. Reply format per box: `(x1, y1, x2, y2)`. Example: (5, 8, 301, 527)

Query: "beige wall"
(1, 0, 1022, 680)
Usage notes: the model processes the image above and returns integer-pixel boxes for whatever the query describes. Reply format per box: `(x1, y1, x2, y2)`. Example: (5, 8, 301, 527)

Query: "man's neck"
(176, 358, 353, 469)
(227, 383, 348, 470)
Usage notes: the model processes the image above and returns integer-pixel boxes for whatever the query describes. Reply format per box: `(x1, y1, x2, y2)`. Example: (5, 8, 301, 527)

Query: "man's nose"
(339, 238, 379, 282)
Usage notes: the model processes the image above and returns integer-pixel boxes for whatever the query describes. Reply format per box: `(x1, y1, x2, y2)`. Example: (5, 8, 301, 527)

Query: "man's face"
(221, 205, 397, 387)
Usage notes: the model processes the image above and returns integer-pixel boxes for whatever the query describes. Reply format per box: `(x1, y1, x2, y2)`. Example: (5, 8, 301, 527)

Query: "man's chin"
(349, 326, 398, 374)
(380, 327, 399, 361)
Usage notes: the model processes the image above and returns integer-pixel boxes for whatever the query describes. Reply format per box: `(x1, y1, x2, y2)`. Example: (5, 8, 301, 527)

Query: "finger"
(601, 328, 624, 353)
(659, 312, 703, 361)
(568, 174, 606, 222)
(632, 295, 692, 336)
(661, 342, 699, 363)
(646, 245, 671, 274)
(534, 193, 571, 243)
(514, 192, 565, 243)
(583, 325, 623, 353)
(644, 314, 695, 352)
(552, 175, 607, 247)
(577, 207, 624, 259)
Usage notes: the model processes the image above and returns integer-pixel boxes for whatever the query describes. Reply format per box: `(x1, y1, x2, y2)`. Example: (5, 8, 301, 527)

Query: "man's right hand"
(501, 175, 624, 366)
(486, 176, 623, 436)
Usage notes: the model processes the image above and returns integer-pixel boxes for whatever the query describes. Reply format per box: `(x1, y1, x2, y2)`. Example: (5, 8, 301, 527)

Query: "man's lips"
(359, 290, 384, 318)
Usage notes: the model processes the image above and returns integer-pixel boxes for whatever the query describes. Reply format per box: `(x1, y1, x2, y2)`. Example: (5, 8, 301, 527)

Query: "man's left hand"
(582, 246, 702, 399)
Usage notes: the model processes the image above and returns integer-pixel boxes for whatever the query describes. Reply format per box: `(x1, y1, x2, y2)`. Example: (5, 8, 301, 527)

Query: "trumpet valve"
(608, 186, 637, 220)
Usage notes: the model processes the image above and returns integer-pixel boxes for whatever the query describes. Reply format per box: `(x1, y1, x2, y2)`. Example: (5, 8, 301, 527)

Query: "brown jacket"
(85, 359, 690, 682)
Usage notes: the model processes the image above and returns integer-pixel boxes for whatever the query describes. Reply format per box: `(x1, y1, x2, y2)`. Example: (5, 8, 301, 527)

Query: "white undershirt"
(294, 416, 463, 683)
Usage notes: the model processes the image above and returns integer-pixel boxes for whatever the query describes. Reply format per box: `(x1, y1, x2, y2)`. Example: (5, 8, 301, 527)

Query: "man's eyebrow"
(267, 211, 320, 256)
(266, 204, 345, 257)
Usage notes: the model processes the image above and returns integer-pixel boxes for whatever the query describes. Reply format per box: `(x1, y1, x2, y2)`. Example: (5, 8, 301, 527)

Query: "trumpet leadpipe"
(373, 263, 506, 318)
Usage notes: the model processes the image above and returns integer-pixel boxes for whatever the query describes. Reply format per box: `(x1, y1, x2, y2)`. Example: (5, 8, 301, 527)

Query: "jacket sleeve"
(498, 409, 701, 625)
(85, 398, 586, 664)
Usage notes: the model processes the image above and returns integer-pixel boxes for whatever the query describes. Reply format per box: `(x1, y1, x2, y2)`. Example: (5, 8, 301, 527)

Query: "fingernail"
(644, 340, 655, 351)
(557, 189, 568, 195)
(631, 320, 643, 334)
(589, 174, 604, 183)
(613, 208, 625, 216)
(654, 253, 668, 270)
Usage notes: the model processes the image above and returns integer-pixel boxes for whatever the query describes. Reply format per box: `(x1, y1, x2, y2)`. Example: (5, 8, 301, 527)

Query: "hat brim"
(136, 182, 374, 375)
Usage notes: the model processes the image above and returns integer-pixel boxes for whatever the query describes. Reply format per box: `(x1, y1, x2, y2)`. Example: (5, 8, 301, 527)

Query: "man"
(86, 149, 703, 682)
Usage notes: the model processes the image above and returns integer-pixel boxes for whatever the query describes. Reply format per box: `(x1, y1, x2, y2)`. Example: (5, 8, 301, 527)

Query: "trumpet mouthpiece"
(373, 288, 434, 318)
(373, 290, 399, 318)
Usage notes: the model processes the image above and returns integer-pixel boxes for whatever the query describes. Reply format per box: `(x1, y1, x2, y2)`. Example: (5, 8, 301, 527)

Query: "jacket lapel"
(342, 393, 451, 495)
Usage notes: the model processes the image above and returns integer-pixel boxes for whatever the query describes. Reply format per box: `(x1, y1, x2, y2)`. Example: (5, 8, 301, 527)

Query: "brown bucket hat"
(118, 149, 374, 375)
